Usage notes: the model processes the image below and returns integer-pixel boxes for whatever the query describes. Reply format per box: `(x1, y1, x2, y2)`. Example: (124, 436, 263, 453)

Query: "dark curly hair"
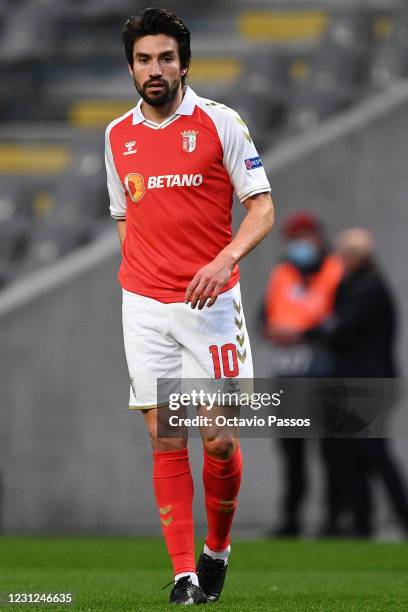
(123, 7, 191, 84)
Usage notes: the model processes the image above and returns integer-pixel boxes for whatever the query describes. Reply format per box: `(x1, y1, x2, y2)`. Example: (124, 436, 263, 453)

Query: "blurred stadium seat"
(0, 0, 404, 289)
(0, 177, 33, 285)
(370, 9, 408, 88)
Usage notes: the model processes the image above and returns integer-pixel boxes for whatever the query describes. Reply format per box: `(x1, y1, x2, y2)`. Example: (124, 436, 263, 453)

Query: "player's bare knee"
(203, 435, 238, 459)
(152, 438, 187, 453)
(145, 427, 186, 452)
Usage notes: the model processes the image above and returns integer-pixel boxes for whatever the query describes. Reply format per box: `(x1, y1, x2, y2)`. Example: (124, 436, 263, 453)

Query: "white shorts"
(122, 282, 253, 409)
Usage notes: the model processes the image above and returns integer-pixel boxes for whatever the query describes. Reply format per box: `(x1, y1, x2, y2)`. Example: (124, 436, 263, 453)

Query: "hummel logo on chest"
(124, 141, 137, 155)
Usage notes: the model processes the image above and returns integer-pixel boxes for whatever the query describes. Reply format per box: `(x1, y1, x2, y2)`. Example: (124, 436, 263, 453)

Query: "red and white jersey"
(105, 86, 271, 302)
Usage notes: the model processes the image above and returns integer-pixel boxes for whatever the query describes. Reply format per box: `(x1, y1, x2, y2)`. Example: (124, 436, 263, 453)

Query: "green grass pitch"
(1, 537, 407, 611)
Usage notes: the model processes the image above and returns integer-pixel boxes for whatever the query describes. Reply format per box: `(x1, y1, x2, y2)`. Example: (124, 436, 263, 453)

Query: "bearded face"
(129, 34, 186, 108)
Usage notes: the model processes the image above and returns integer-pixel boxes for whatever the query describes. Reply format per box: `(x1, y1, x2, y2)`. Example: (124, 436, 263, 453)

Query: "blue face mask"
(286, 239, 320, 269)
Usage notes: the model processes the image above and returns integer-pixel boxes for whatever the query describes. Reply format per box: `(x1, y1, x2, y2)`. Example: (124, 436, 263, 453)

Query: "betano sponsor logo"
(147, 174, 203, 189)
(125, 173, 145, 203)
(125, 173, 203, 202)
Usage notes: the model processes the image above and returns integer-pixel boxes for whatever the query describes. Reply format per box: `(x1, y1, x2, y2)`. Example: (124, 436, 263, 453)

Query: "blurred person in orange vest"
(264, 211, 343, 536)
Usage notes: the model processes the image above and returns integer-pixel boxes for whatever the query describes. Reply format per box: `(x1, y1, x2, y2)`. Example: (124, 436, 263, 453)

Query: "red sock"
(153, 448, 195, 576)
(203, 445, 243, 552)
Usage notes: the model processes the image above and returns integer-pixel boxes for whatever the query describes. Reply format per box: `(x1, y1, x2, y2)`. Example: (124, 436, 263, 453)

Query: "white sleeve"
(218, 109, 271, 203)
(105, 125, 127, 219)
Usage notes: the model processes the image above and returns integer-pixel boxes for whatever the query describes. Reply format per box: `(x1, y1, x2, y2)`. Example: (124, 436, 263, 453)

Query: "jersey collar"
(132, 86, 197, 125)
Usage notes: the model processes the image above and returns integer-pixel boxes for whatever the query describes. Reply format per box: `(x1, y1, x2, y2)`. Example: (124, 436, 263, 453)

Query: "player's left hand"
(185, 252, 235, 309)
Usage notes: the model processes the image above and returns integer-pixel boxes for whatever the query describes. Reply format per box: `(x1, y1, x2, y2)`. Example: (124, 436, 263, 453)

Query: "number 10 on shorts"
(209, 344, 239, 378)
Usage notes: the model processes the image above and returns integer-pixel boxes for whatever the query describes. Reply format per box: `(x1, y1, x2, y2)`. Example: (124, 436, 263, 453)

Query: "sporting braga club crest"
(181, 130, 199, 153)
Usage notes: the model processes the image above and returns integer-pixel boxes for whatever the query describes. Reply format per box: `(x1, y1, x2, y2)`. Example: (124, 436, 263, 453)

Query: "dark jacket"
(327, 264, 397, 378)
